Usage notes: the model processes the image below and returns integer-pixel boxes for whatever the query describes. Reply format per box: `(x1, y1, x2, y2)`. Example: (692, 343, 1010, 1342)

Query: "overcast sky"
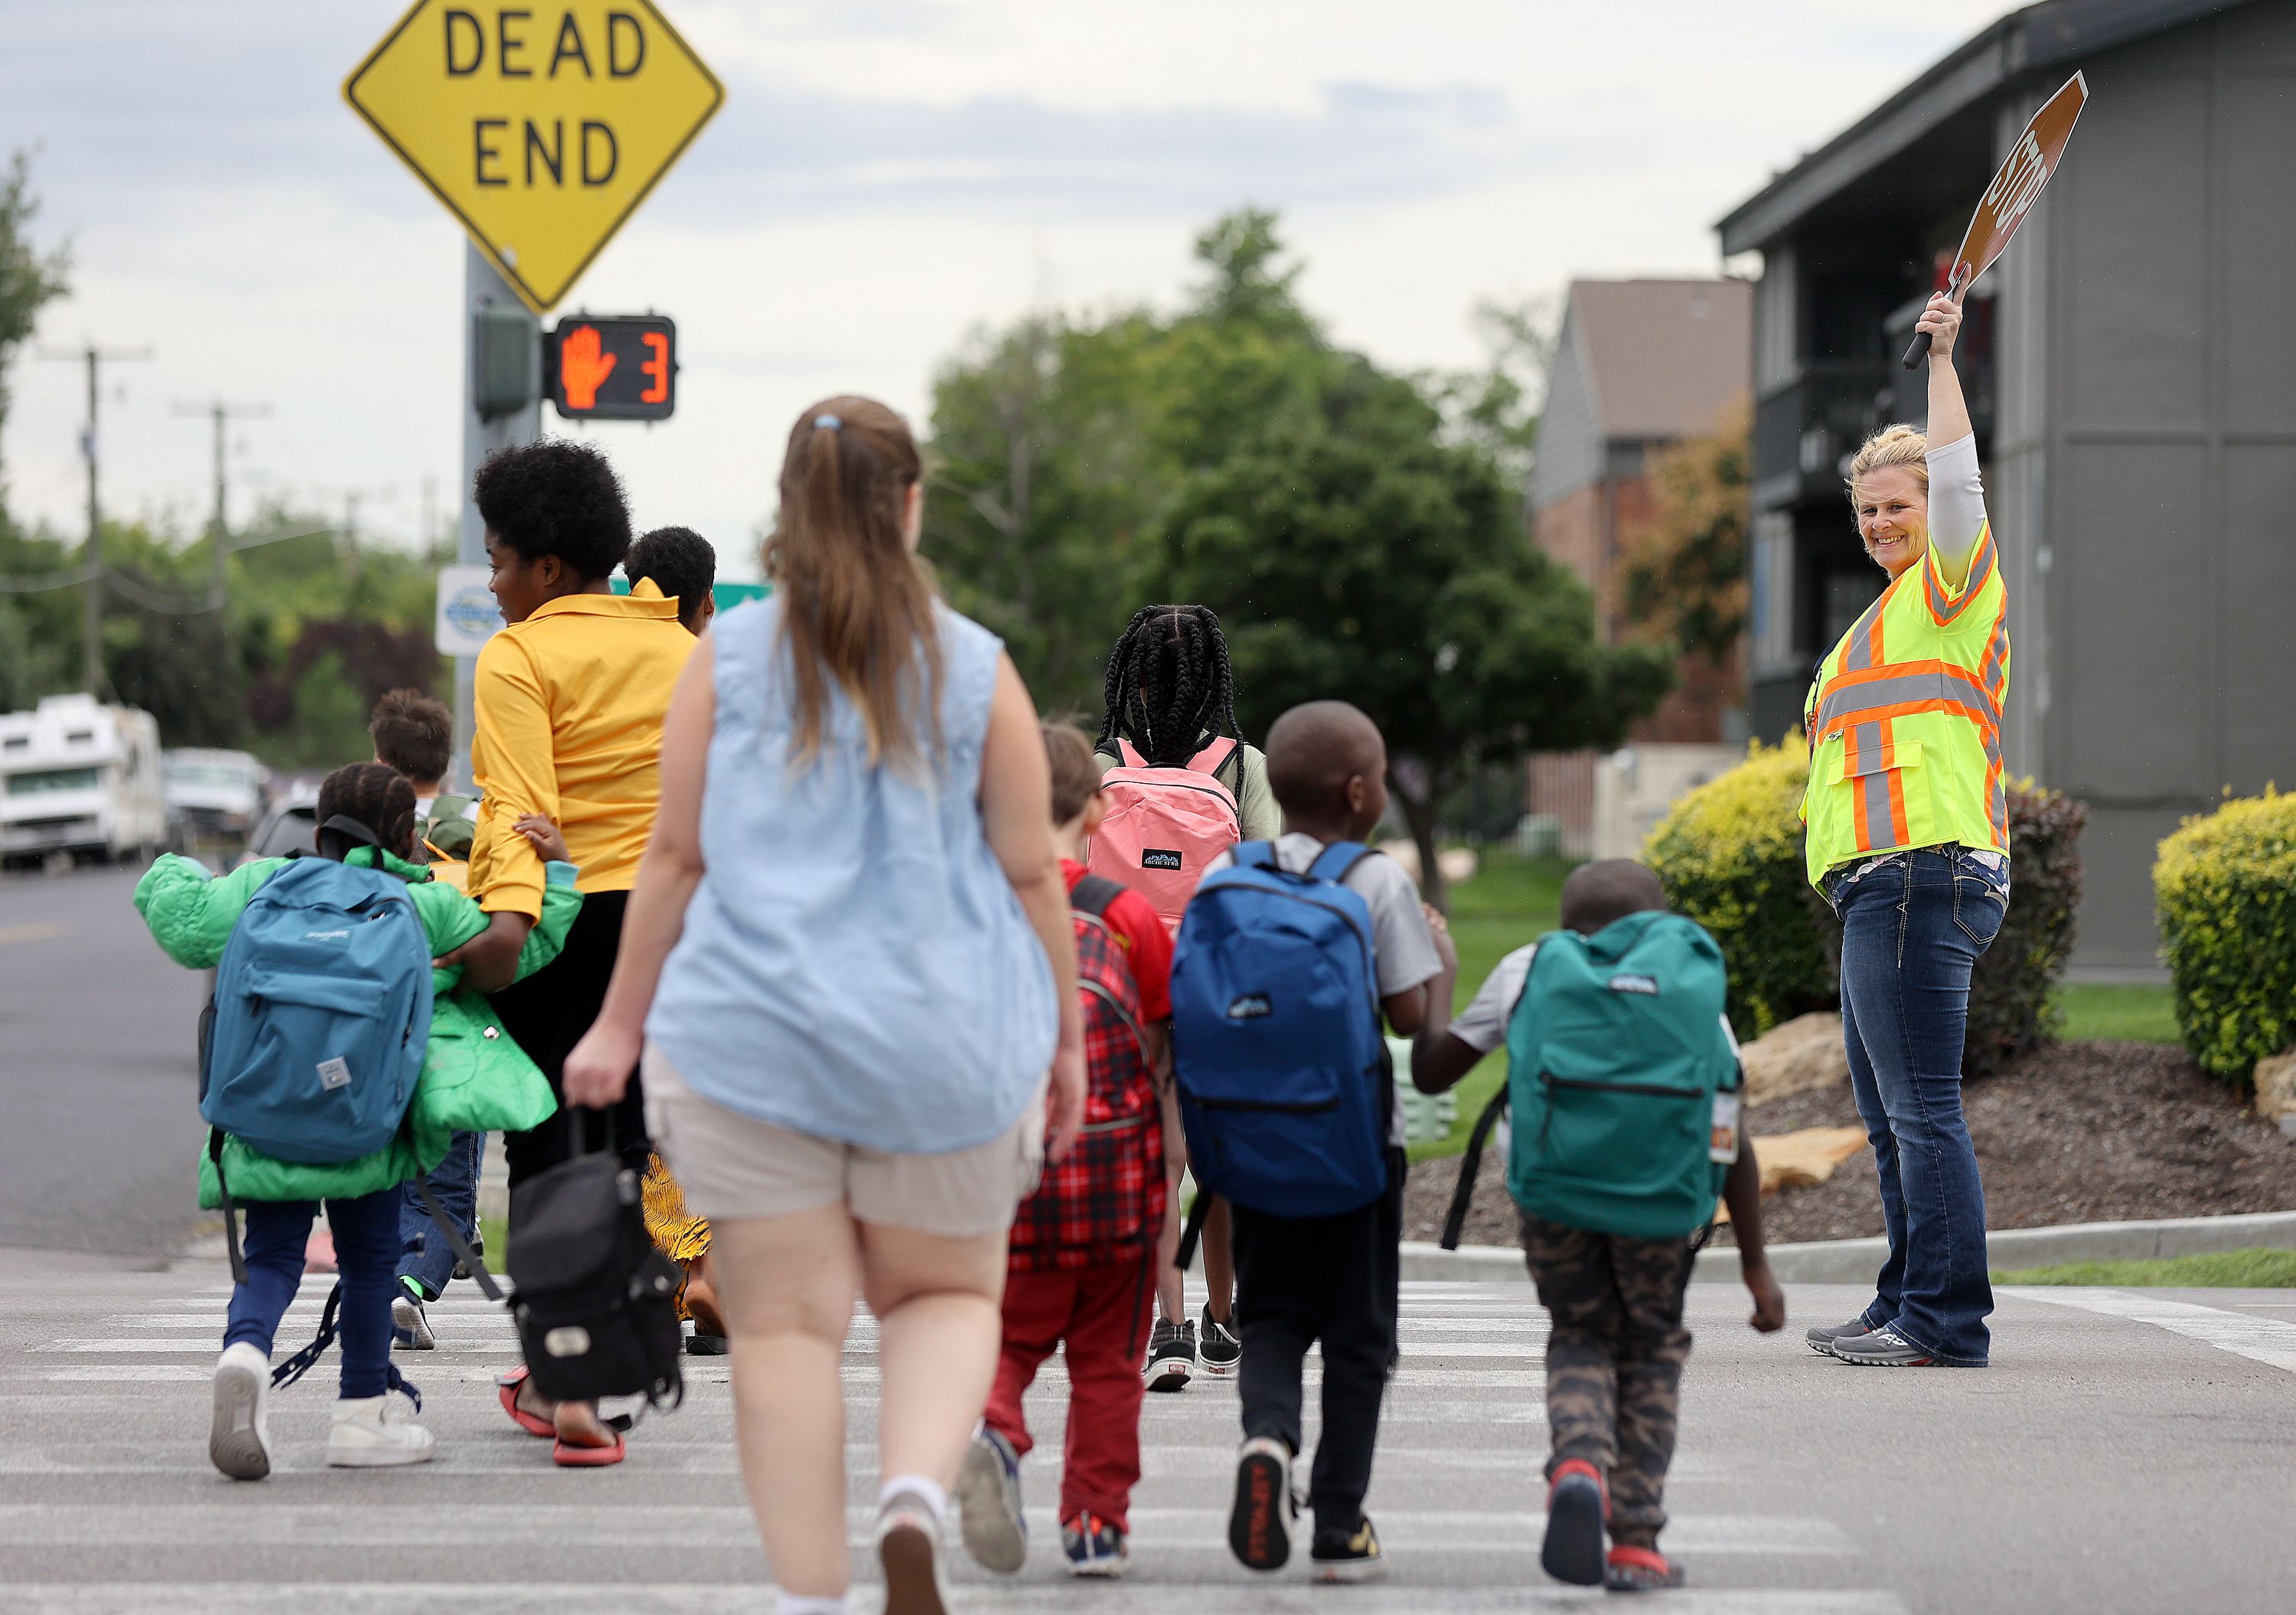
(2, 0, 2019, 579)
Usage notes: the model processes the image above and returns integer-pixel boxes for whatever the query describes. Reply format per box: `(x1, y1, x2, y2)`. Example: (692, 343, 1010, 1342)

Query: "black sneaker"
(1805, 1319, 1868, 1357)
(1310, 1513, 1385, 1583)
(1541, 1459, 1608, 1587)
(1228, 1436, 1294, 1571)
(1144, 1316, 1195, 1392)
(1198, 1306, 1241, 1377)
(1062, 1509, 1129, 1577)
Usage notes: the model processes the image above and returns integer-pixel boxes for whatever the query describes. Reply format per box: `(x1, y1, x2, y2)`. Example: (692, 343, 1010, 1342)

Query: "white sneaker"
(392, 1289, 435, 1350)
(209, 1343, 273, 1480)
(326, 1392, 436, 1467)
(875, 1487, 953, 1615)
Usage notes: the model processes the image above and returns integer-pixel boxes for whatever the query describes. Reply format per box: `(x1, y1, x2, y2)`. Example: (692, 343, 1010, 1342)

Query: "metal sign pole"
(453, 240, 540, 792)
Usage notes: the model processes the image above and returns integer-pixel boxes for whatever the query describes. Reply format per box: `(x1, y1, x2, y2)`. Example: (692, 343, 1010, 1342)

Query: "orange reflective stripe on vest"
(1802, 524, 2011, 886)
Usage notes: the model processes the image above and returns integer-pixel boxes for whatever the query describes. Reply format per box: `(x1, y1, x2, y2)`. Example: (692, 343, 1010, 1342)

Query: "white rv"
(0, 695, 169, 866)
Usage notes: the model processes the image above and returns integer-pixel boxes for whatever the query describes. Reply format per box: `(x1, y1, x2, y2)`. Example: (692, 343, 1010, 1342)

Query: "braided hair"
(1095, 605, 1242, 768)
(315, 762, 419, 862)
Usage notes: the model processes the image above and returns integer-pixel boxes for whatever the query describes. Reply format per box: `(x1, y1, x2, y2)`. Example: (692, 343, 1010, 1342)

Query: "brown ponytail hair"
(765, 396, 941, 770)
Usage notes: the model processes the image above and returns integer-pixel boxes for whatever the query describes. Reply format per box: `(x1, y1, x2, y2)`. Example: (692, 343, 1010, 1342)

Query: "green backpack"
(1442, 912, 1739, 1244)
(420, 793, 478, 862)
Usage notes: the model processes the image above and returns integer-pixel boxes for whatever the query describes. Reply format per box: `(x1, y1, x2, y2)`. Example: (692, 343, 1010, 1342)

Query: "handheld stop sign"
(1903, 72, 2089, 369)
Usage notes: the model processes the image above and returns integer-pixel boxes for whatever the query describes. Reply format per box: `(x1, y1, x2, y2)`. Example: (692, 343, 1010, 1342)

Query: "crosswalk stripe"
(2002, 1286, 2296, 1375)
(0, 1585, 1913, 1613)
(0, 1502, 1855, 1554)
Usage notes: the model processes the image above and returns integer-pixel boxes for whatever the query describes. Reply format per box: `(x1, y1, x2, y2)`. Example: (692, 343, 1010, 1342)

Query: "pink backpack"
(1088, 738, 1242, 934)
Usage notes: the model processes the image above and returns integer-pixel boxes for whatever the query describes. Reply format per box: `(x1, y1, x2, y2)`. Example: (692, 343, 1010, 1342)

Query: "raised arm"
(561, 636, 716, 1107)
(979, 651, 1087, 1163)
(1914, 289, 1987, 589)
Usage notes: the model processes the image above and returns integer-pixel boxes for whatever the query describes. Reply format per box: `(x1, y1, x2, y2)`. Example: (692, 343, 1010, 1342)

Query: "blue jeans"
(1826, 845, 2008, 1365)
(396, 1130, 484, 1300)
(223, 1189, 400, 1398)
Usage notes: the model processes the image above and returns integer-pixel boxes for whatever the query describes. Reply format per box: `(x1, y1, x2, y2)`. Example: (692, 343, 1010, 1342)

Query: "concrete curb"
(1401, 1209, 2296, 1287)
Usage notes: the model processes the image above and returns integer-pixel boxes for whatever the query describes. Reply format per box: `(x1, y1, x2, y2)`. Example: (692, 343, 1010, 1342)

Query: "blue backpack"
(201, 853, 434, 1166)
(1171, 840, 1391, 1219)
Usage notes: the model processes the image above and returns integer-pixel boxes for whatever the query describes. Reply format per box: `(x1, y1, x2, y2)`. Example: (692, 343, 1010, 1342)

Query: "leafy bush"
(1647, 737, 2088, 1072)
(1961, 784, 2086, 1075)
(1645, 736, 1835, 1038)
(2155, 791, 2296, 1084)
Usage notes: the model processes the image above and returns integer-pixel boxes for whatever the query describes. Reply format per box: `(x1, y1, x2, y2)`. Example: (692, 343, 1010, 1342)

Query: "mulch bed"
(1403, 1040, 2296, 1251)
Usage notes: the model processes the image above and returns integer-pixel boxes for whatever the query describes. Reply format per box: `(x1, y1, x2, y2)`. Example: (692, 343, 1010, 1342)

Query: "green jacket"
(134, 846, 579, 1206)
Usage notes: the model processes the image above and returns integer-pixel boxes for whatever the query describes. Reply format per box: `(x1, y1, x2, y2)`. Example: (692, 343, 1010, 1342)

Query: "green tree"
(1, 149, 71, 476)
(1619, 403, 1750, 664)
(925, 312, 1172, 713)
(1160, 349, 1671, 911)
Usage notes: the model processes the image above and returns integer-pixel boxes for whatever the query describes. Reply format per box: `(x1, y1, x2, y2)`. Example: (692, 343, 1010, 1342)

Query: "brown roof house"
(1524, 278, 1753, 857)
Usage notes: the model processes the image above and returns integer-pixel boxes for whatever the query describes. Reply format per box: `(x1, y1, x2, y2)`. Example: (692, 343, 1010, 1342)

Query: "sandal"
(495, 1367, 554, 1439)
(1605, 1544, 1686, 1591)
(553, 1430, 626, 1467)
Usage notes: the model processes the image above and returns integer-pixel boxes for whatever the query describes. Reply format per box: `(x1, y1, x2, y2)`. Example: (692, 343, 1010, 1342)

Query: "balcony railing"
(1753, 362, 1895, 507)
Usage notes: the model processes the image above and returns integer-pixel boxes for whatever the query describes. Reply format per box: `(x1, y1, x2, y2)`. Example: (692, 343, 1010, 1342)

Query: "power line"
(36, 341, 154, 695)
(173, 397, 269, 651)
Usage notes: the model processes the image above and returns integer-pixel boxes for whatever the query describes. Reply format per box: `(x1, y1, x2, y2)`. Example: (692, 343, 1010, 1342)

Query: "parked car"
(0, 695, 168, 868)
(163, 748, 270, 848)
(239, 780, 323, 865)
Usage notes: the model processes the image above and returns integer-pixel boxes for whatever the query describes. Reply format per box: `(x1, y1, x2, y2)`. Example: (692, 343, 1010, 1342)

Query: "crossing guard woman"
(1801, 288, 2011, 1370)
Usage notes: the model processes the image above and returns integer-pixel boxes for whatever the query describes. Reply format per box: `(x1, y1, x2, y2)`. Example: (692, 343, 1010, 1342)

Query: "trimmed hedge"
(1645, 736, 2087, 1075)
(2155, 791, 2296, 1085)
(1644, 737, 1836, 1038)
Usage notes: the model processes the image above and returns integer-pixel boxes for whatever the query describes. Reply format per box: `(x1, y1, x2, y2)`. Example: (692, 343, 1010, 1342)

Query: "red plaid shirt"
(1007, 884, 1167, 1271)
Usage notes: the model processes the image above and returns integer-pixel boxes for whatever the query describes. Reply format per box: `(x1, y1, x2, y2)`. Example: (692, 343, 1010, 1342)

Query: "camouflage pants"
(1519, 1214, 1695, 1546)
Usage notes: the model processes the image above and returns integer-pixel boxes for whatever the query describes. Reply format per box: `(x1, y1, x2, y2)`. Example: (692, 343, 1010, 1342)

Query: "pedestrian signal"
(544, 315, 676, 420)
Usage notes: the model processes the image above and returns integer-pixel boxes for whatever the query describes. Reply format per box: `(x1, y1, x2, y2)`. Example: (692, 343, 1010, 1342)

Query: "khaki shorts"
(642, 1044, 1045, 1237)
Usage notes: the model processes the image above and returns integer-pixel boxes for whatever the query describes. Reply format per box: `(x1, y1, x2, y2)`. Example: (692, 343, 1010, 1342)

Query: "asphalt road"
(3, 1264, 2295, 1613)
(0, 864, 208, 1258)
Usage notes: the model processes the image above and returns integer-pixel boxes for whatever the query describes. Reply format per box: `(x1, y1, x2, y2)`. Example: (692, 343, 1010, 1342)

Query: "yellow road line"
(0, 922, 70, 946)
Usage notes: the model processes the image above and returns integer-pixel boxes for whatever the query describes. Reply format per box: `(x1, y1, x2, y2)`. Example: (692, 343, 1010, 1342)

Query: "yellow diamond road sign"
(345, 1, 723, 312)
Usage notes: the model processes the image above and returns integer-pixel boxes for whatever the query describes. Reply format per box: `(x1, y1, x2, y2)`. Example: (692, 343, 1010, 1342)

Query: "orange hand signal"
(559, 325, 617, 409)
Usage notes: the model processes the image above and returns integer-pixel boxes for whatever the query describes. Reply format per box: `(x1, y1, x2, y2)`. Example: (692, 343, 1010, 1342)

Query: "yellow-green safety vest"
(1802, 524, 2011, 887)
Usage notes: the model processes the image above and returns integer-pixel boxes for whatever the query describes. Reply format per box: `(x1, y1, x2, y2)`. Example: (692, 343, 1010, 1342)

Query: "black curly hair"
(625, 525, 716, 631)
(1094, 604, 1241, 768)
(315, 762, 418, 861)
(473, 438, 632, 582)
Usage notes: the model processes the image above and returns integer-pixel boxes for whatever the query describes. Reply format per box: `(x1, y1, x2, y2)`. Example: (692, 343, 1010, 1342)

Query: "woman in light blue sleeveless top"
(562, 397, 1084, 1614)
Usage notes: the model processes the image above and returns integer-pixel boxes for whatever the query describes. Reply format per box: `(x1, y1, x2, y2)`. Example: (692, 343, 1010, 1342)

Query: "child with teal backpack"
(134, 762, 576, 1481)
(1415, 860, 1786, 1592)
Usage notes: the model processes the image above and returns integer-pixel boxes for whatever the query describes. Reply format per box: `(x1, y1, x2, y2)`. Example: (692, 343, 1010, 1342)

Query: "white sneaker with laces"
(326, 1392, 436, 1467)
(209, 1343, 273, 1480)
(392, 1288, 435, 1350)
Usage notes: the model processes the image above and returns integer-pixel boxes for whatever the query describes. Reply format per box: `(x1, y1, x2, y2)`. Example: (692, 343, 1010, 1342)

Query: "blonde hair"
(1846, 423, 1929, 507)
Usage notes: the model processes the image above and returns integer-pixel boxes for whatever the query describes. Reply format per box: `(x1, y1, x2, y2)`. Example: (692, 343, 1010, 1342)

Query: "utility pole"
(38, 342, 153, 696)
(172, 399, 269, 616)
(457, 240, 542, 788)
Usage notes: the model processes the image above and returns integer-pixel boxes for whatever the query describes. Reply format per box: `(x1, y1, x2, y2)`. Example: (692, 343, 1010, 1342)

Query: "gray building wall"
(1528, 313, 1601, 514)
(2007, 5, 2296, 971)
(1735, 0, 2296, 976)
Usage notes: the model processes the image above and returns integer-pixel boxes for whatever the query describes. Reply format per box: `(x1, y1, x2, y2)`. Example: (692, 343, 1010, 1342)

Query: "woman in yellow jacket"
(1801, 290, 2010, 1370)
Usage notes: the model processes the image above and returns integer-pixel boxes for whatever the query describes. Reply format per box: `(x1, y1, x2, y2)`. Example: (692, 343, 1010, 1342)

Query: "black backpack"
(506, 1122, 683, 1414)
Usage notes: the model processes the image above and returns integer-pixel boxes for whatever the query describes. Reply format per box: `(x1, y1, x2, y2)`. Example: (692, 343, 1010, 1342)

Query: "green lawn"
(1407, 850, 1571, 1163)
(2052, 981, 2180, 1044)
(1994, 1248, 2296, 1287)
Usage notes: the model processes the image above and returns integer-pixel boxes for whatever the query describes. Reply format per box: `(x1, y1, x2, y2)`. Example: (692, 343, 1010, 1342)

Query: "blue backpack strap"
(1231, 840, 1278, 871)
(1305, 839, 1370, 884)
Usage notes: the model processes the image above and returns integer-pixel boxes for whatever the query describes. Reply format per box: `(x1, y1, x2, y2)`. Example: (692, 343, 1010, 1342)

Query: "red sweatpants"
(983, 1251, 1156, 1533)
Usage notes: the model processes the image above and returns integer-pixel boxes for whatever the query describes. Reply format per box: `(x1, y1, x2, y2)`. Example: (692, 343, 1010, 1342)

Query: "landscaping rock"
(2254, 1050, 2296, 1139)
(1740, 1010, 1848, 1106)
(1714, 1126, 1867, 1224)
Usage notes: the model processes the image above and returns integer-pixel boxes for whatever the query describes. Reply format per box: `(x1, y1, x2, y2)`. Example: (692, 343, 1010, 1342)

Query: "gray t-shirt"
(1450, 938, 1742, 1062)
(1211, 834, 1444, 1147)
